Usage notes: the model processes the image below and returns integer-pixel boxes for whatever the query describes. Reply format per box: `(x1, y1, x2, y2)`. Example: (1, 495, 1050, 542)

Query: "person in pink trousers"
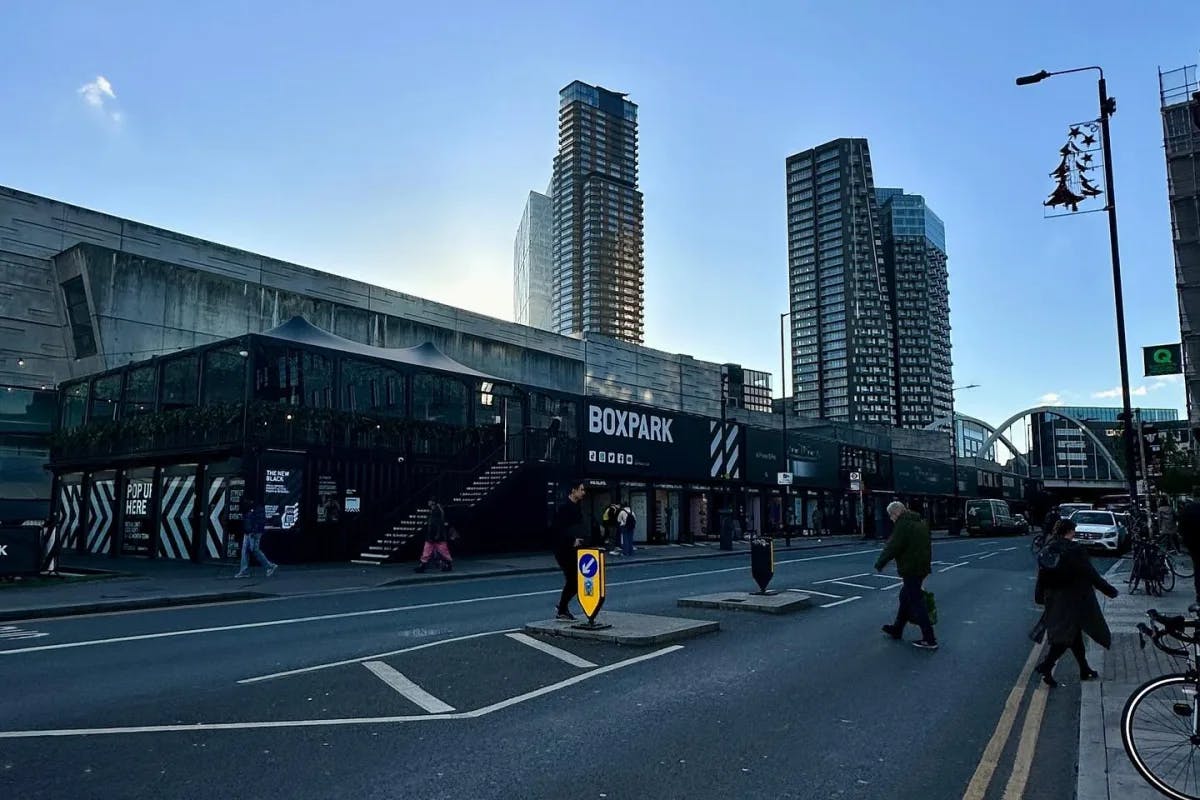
(414, 499, 452, 572)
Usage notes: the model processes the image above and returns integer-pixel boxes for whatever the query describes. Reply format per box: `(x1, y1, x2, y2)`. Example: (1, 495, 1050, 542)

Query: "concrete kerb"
(0, 591, 273, 623)
(677, 591, 813, 614)
(524, 611, 720, 646)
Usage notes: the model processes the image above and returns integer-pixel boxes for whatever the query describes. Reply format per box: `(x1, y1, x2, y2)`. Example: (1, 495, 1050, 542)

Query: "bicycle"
(1122, 606, 1200, 799)
(1130, 534, 1176, 597)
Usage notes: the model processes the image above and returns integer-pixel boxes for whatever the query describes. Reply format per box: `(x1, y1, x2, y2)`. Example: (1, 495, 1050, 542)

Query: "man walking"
(552, 481, 587, 620)
(876, 501, 937, 650)
(235, 500, 278, 578)
(414, 498, 452, 573)
(618, 501, 636, 557)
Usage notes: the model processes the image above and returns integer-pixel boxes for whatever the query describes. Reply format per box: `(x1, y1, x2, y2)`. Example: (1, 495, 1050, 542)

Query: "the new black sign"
(264, 467, 303, 532)
(583, 401, 728, 482)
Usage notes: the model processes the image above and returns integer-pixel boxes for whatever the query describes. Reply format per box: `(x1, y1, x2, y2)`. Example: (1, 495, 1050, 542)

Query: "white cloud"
(1092, 387, 1121, 399)
(1093, 383, 1160, 399)
(77, 76, 122, 124)
(1037, 392, 1066, 406)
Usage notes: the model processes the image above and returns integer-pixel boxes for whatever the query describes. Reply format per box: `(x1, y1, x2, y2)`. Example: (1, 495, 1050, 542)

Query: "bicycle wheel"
(1163, 559, 1178, 593)
(1122, 673, 1200, 800)
(1175, 552, 1197, 580)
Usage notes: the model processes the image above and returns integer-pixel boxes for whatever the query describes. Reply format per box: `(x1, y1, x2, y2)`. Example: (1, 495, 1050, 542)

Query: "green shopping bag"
(923, 590, 938, 626)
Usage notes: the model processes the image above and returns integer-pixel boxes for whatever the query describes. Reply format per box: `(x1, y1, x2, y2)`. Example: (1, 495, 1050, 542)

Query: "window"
(160, 355, 200, 412)
(203, 346, 248, 406)
(256, 347, 333, 408)
(90, 374, 121, 422)
(412, 374, 467, 427)
(122, 366, 156, 417)
(61, 276, 97, 358)
(341, 359, 405, 416)
(61, 381, 88, 429)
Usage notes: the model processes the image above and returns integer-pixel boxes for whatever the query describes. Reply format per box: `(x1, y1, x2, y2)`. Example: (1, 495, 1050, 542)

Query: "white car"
(1070, 510, 1128, 553)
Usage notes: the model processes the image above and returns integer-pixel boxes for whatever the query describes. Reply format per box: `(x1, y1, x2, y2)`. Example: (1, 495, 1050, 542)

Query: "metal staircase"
(354, 460, 524, 564)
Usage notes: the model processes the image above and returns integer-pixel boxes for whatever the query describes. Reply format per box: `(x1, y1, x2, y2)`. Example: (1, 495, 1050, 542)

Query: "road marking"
(0, 548, 888, 656)
(1001, 684, 1050, 800)
(814, 573, 871, 585)
(961, 642, 1042, 800)
(791, 588, 842, 599)
(999, 547, 1018, 552)
(0, 646, 682, 738)
(0, 626, 47, 640)
(881, 581, 903, 591)
(239, 629, 519, 684)
(962, 552, 991, 559)
(363, 661, 456, 713)
(938, 562, 969, 573)
(978, 552, 1001, 560)
(828, 580, 875, 590)
(820, 596, 862, 608)
(505, 633, 596, 669)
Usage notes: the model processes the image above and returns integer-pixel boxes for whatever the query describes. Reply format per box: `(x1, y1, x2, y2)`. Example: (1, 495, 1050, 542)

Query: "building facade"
(551, 81, 645, 344)
(1160, 65, 1200, 432)
(786, 138, 895, 425)
(1028, 406, 1178, 484)
(513, 190, 553, 331)
(877, 188, 951, 429)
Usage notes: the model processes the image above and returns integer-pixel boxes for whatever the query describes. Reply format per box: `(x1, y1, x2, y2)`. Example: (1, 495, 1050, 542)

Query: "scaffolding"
(1159, 64, 1200, 432)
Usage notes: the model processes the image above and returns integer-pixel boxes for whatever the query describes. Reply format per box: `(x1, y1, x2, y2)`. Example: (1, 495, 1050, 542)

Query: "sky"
(3, 1, 1198, 433)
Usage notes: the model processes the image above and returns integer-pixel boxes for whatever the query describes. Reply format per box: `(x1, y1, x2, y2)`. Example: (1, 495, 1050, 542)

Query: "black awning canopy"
(258, 317, 500, 381)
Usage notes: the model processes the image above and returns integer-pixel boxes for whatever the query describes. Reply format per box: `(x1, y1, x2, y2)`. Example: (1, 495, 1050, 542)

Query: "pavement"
(1075, 555, 1197, 800)
(0, 531, 956, 623)
(0, 533, 1085, 800)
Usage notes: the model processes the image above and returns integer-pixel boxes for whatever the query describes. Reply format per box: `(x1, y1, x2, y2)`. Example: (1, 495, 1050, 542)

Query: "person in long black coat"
(1034, 517, 1119, 687)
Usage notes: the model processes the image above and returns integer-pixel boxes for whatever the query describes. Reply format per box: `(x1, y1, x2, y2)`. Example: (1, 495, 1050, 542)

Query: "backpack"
(619, 507, 636, 531)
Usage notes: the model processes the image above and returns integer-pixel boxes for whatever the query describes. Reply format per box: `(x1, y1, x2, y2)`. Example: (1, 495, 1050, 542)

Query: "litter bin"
(949, 516, 964, 537)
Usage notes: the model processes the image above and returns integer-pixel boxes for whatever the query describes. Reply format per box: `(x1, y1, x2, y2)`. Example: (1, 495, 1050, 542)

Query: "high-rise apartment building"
(513, 190, 552, 330)
(785, 138, 895, 424)
(877, 188, 952, 428)
(1160, 65, 1200, 432)
(551, 81, 644, 343)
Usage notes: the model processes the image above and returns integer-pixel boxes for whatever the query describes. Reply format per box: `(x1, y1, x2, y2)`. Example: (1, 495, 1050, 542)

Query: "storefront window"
(203, 346, 248, 406)
(256, 347, 333, 408)
(160, 355, 200, 412)
(341, 359, 405, 416)
(122, 366, 156, 417)
(61, 382, 88, 429)
(530, 393, 576, 437)
(412, 374, 467, 426)
(90, 374, 121, 422)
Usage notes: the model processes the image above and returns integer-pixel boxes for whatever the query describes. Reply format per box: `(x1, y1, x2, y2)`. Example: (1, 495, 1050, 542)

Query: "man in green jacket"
(876, 501, 938, 650)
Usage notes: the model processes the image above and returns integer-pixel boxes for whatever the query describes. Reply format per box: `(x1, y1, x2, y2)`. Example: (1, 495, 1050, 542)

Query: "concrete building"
(1160, 65, 1200, 433)
(551, 81, 645, 344)
(513, 190, 552, 331)
(785, 138, 895, 425)
(877, 188, 951, 429)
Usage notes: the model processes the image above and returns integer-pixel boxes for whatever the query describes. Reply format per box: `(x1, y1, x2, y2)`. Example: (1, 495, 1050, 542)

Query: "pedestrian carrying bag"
(923, 590, 938, 626)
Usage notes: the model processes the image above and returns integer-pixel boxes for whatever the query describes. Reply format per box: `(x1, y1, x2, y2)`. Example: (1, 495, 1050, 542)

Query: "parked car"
(1059, 503, 1093, 519)
(965, 499, 1024, 536)
(1070, 510, 1129, 553)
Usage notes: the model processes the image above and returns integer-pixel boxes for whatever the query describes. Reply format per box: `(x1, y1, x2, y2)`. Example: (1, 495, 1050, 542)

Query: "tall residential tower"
(877, 188, 952, 428)
(551, 81, 645, 343)
(785, 138, 895, 424)
(513, 189, 552, 331)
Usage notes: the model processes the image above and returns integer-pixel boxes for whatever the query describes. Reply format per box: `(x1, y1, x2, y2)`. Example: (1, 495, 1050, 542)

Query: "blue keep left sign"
(579, 553, 599, 578)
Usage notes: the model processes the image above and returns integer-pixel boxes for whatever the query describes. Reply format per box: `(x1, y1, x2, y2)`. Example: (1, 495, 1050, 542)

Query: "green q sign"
(1143, 343, 1183, 377)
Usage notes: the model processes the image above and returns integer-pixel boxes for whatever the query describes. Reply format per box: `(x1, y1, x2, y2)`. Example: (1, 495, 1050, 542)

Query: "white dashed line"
(363, 661, 456, 714)
(792, 588, 842, 599)
(938, 562, 969, 573)
(820, 596, 862, 609)
(505, 633, 596, 669)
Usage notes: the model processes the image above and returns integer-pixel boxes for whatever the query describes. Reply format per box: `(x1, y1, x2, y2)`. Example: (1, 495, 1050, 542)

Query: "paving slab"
(524, 611, 719, 646)
(677, 591, 812, 614)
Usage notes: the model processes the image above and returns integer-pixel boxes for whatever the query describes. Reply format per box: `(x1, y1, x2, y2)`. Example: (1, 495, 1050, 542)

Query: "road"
(0, 536, 1111, 800)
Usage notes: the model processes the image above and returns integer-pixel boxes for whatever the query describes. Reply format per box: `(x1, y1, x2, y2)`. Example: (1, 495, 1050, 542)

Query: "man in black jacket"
(414, 499, 452, 573)
(552, 481, 587, 620)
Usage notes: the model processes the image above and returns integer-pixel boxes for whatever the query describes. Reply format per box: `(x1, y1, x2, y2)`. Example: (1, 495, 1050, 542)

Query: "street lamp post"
(951, 384, 980, 532)
(780, 312, 790, 545)
(1016, 66, 1140, 513)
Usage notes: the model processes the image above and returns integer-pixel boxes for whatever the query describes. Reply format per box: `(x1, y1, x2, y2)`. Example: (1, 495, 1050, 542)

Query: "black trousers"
(555, 550, 577, 613)
(1040, 631, 1090, 673)
(894, 575, 936, 643)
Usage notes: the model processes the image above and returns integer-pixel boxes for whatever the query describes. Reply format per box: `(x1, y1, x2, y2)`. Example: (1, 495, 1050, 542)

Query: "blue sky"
(3, 1, 1198, 430)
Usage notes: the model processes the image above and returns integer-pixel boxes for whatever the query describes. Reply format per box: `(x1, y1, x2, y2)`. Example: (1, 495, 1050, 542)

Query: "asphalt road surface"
(0, 536, 1113, 800)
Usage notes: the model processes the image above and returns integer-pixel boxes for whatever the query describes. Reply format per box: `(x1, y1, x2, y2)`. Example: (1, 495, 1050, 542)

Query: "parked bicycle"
(1129, 534, 1177, 598)
(1123, 607, 1200, 800)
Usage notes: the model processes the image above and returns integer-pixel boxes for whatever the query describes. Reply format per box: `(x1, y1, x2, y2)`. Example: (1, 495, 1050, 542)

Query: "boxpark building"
(0, 185, 1024, 567)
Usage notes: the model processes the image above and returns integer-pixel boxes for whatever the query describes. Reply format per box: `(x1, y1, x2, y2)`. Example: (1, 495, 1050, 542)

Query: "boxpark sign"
(583, 402, 740, 482)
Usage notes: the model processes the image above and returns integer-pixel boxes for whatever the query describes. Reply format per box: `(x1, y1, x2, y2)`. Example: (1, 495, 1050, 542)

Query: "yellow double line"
(962, 641, 1051, 800)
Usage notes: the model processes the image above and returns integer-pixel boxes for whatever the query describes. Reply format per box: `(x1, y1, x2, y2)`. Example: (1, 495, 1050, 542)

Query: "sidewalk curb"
(0, 591, 274, 623)
(1075, 559, 1128, 800)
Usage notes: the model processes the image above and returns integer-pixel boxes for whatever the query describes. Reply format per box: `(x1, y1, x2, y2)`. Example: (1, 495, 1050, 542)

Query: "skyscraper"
(785, 138, 895, 424)
(877, 188, 952, 428)
(513, 190, 552, 330)
(551, 81, 644, 343)
(1159, 65, 1200, 432)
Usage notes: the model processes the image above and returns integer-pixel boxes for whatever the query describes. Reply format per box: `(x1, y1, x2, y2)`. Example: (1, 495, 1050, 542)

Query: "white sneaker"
(266, 565, 278, 577)
(234, 571, 249, 579)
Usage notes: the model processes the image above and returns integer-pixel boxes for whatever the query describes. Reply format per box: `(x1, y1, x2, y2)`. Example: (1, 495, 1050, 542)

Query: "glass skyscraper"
(877, 188, 951, 428)
(551, 81, 645, 343)
(785, 138, 895, 424)
(513, 190, 552, 331)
